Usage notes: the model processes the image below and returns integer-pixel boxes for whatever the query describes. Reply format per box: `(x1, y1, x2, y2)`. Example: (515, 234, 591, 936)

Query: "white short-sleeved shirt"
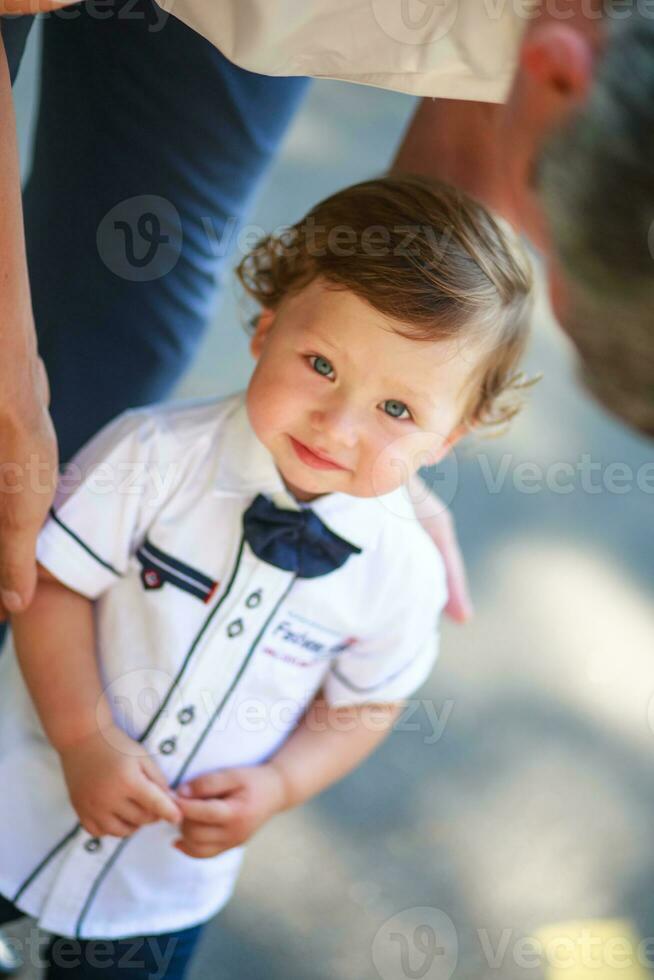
(0, 392, 446, 940)
(154, 0, 536, 101)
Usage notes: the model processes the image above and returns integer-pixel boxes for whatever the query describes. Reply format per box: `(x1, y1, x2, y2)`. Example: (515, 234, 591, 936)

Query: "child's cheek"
(370, 433, 443, 495)
(246, 363, 300, 445)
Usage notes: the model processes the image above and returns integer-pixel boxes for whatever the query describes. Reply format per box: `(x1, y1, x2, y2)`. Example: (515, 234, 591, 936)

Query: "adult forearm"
(0, 34, 58, 613)
(11, 571, 111, 751)
(391, 97, 513, 224)
(0, 32, 39, 398)
(269, 695, 403, 811)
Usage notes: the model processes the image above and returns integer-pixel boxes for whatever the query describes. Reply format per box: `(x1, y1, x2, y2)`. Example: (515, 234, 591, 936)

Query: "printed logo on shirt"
(262, 611, 357, 669)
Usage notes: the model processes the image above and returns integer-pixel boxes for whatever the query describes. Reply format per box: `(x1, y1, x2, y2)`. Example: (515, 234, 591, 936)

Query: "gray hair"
(536, 10, 654, 435)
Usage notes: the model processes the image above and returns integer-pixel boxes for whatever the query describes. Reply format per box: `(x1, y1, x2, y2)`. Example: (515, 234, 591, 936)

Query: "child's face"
(246, 279, 475, 501)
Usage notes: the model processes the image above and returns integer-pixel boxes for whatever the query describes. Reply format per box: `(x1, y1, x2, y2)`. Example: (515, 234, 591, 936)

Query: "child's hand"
(59, 725, 182, 838)
(173, 765, 288, 859)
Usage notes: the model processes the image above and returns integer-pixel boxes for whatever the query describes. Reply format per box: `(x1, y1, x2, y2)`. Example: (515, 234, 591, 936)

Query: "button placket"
(141, 561, 291, 778)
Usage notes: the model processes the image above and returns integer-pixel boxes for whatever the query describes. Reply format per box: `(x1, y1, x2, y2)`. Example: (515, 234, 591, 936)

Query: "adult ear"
(249, 309, 276, 359)
(520, 22, 595, 106)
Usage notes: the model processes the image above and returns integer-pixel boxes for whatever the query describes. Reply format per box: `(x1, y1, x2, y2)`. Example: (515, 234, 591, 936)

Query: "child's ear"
(250, 309, 276, 359)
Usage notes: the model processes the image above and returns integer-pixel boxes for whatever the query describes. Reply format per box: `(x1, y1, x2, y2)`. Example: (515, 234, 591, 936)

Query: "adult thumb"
(0, 529, 38, 614)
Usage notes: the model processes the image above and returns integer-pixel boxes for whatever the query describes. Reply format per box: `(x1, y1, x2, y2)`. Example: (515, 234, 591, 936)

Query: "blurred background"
(10, 17, 654, 980)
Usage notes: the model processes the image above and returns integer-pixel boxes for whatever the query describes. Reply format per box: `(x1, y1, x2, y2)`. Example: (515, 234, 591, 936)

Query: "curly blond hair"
(237, 175, 535, 429)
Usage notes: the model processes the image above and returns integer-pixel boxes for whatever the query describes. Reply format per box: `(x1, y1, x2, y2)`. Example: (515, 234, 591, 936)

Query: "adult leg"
(45, 923, 204, 980)
(23, 0, 310, 462)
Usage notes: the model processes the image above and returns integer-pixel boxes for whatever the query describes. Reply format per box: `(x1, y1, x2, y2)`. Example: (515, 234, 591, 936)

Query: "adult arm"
(391, 102, 515, 622)
(0, 31, 57, 615)
(392, 96, 515, 227)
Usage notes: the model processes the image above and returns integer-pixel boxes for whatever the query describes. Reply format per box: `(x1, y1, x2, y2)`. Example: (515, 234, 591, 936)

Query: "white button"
(159, 737, 177, 755)
(84, 837, 102, 853)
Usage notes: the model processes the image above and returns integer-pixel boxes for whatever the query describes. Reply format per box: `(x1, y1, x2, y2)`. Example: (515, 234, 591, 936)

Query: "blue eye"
(309, 355, 335, 379)
(383, 400, 411, 420)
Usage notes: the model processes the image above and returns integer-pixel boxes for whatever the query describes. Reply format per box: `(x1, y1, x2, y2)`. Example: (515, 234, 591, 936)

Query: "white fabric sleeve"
(323, 539, 448, 707)
(36, 411, 158, 598)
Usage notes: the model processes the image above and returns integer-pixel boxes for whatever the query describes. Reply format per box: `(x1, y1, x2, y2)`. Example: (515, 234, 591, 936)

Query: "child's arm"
(11, 565, 182, 837)
(174, 695, 402, 858)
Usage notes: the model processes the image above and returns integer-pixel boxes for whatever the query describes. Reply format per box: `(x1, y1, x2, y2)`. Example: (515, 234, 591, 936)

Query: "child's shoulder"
(123, 391, 243, 443)
(352, 487, 448, 611)
(94, 392, 245, 472)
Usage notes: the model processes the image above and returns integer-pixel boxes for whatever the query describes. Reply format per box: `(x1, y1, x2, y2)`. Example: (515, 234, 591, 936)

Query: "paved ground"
(7, 20, 654, 980)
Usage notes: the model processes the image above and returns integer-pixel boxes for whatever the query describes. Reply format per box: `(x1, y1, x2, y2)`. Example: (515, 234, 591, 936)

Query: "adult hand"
(408, 473, 473, 624)
(0, 357, 57, 619)
(174, 766, 287, 859)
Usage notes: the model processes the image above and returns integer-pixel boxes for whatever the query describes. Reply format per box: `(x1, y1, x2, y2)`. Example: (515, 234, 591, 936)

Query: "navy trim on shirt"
(136, 539, 217, 602)
(48, 508, 123, 577)
(12, 824, 81, 905)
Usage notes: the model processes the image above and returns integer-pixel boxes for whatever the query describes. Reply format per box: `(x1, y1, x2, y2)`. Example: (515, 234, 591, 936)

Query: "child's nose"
(310, 404, 360, 449)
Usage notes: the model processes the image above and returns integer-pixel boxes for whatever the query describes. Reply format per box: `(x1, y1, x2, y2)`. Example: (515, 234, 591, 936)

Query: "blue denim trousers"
(3, 0, 310, 462)
(0, 894, 203, 980)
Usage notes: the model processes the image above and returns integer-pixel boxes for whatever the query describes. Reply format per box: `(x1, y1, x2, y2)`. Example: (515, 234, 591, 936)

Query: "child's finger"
(121, 798, 158, 826)
(134, 779, 182, 825)
(177, 770, 241, 800)
(176, 797, 232, 825)
(173, 839, 228, 859)
(99, 814, 140, 838)
(79, 818, 101, 839)
(179, 821, 231, 846)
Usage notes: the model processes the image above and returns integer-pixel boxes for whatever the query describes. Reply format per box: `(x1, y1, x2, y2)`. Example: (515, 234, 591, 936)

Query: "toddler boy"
(0, 176, 532, 978)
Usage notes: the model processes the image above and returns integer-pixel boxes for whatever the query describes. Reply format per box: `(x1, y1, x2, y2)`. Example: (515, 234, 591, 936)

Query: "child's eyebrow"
(303, 329, 338, 352)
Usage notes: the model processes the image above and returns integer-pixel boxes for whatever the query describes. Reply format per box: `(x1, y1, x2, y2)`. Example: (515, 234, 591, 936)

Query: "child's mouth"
(288, 436, 347, 471)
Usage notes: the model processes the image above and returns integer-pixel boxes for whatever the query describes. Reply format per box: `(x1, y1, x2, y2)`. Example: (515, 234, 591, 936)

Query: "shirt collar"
(213, 393, 408, 552)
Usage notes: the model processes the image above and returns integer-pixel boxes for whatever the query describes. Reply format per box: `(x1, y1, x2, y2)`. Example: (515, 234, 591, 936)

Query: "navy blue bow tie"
(242, 494, 362, 578)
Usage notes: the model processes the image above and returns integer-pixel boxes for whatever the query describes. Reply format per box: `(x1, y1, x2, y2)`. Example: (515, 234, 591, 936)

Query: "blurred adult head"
(501, 1, 654, 435)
